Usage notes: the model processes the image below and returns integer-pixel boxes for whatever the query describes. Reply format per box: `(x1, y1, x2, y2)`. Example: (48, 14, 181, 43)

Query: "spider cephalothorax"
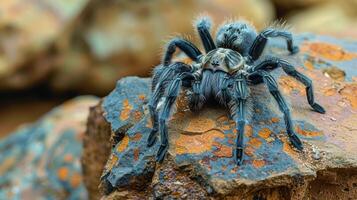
(147, 16, 325, 165)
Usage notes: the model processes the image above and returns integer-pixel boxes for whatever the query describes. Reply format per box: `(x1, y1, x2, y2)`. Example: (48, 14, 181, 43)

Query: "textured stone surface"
(0, 96, 98, 199)
(85, 34, 357, 199)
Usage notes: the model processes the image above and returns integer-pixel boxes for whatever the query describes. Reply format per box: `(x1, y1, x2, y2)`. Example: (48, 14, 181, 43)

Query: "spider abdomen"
(202, 48, 245, 74)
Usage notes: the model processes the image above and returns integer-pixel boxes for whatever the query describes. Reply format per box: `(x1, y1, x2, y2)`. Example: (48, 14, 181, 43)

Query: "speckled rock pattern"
(0, 96, 98, 199)
(86, 34, 357, 199)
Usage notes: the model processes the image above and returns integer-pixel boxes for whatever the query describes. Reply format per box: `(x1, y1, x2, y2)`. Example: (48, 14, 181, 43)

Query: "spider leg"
(147, 63, 192, 147)
(249, 70, 303, 150)
(156, 72, 194, 162)
(189, 79, 205, 112)
(248, 29, 299, 62)
(230, 74, 249, 165)
(163, 38, 202, 66)
(250, 57, 325, 114)
(196, 17, 216, 53)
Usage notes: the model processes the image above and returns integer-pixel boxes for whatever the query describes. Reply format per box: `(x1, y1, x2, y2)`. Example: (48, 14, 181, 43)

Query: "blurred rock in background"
(0, 96, 98, 199)
(0, 0, 275, 95)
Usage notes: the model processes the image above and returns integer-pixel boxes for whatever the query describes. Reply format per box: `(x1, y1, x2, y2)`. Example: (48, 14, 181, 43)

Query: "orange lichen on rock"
(116, 135, 129, 152)
(296, 126, 323, 137)
(282, 137, 298, 157)
(184, 117, 216, 133)
(119, 99, 133, 120)
(133, 148, 140, 161)
(259, 128, 272, 139)
(252, 160, 266, 168)
(131, 132, 142, 141)
(106, 155, 119, 171)
(133, 110, 142, 121)
(57, 167, 69, 181)
(70, 173, 82, 188)
(271, 118, 280, 123)
(245, 125, 253, 137)
(213, 143, 232, 158)
(278, 76, 305, 95)
(63, 154, 74, 163)
(304, 60, 315, 70)
(245, 146, 255, 157)
(247, 138, 263, 149)
(339, 83, 357, 108)
(138, 94, 146, 101)
(174, 130, 225, 155)
(322, 87, 337, 96)
(301, 42, 357, 61)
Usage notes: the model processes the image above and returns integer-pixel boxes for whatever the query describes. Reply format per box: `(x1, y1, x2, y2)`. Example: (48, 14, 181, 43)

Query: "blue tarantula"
(146, 17, 325, 165)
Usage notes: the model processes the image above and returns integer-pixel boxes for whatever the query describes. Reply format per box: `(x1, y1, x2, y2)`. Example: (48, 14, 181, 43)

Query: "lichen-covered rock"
(84, 34, 357, 199)
(0, 96, 98, 199)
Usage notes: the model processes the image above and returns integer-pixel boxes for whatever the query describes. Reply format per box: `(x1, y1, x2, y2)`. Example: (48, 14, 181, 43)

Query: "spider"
(146, 16, 325, 165)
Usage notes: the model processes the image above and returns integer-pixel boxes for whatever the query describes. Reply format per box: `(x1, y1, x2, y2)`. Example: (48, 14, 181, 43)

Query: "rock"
(83, 33, 357, 199)
(0, 0, 275, 95)
(0, 0, 89, 90)
(288, 2, 357, 37)
(0, 96, 98, 199)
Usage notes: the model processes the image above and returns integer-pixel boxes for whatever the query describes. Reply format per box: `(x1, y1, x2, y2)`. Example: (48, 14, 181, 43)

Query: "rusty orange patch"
(213, 144, 232, 158)
(259, 128, 272, 139)
(271, 118, 280, 123)
(57, 167, 69, 181)
(282, 137, 298, 157)
(117, 135, 129, 152)
(339, 83, 357, 108)
(184, 117, 216, 133)
(278, 76, 305, 95)
(133, 110, 142, 121)
(322, 87, 337, 96)
(301, 42, 357, 61)
(245, 146, 255, 157)
(106, 155, 119, 170)
(138, 94, 146, 101)
(133, 148, 140, 161)
(245, 125, 253, 137)
(132, 132, 142, 141)
(70, 173, 82, 188)
(120, 99, 133, 121)
(304, 60, 315, 70)
(252, 160, 266, 168)
(296, 126, 323, 137)
(247, 138, 262, 149)
(63, 154, 74, 163)
(175, 130, 225, 155)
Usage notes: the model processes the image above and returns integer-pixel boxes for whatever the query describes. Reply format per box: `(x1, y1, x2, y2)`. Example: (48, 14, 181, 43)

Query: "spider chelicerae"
(146, 16, 325, 165)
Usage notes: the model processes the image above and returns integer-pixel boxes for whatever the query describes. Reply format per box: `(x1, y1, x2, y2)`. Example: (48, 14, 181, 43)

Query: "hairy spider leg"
(216, 74, 232, 106)
(248, 29, 299, 62)
(250, 70, 303, 150)
(163, 38, 202, 66)
(196, 17, 216, 53)
(250, 57, 325, 114)
(147, 63, 192, 147)
(231, 73, 249, 165)
(155, 72, 194, 162)
(189, 79, 206, 111)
